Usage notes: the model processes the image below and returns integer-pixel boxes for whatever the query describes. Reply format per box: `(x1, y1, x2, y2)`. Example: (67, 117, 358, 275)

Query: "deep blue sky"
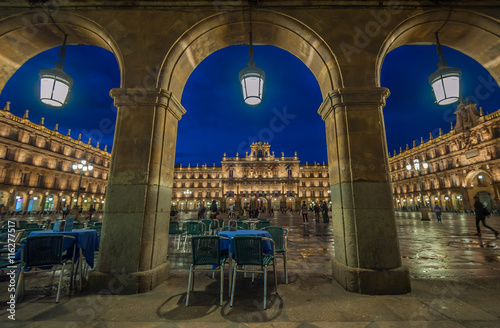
(0, 44, 498, 165)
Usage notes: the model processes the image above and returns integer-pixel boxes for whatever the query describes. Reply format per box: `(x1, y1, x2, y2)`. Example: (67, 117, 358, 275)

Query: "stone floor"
(0, 211, 499, 327)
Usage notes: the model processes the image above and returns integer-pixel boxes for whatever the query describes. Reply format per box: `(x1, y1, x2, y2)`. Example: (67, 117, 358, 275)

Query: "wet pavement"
(1, 211, 499, 327)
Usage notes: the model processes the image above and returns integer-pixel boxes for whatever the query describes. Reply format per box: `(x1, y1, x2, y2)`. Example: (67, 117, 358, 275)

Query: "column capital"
(318, 87, 390, 121)
(109, 88, 187, 121)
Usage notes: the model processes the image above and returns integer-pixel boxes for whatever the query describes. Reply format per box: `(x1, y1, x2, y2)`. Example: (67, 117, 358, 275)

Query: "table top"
(218, 230, 273, 257)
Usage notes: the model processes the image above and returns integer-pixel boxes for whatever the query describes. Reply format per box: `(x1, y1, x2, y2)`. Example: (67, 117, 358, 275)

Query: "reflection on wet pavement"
(170, 211, 499, 281)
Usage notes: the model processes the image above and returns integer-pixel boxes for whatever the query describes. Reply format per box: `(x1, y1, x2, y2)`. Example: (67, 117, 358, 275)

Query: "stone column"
(318, 87, 411, 295)
(89, 88, 185, 294)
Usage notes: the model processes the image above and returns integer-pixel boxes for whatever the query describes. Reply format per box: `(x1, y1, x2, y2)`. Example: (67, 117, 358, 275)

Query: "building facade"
(389, 101, 500, 212)
(171, 142, 330, 212)
(0, 102, 110, 213)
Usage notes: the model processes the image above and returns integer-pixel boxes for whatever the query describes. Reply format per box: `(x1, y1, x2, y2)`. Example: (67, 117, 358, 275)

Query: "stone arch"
(158, 9, 341, 100)
(464, 169, 492, 187)
(376, 9, 500, 88)
(0, 11, 124, 93)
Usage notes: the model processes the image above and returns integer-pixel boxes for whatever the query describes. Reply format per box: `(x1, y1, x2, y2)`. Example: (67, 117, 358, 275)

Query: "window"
(20, 173, 28, 185)
(37, 175, 44, 187)
(302, 182, 306, 186)
(452, 176, 458, 187)
(215, 192, 219, 197)
(319, 191, 324, 197)
(311, 191, 315, 197)
(302, 191, 306, 197)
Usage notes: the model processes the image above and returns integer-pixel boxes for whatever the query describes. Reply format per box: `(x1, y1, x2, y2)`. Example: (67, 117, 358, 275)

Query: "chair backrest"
(257, 221, 271, 229)
(184, 221, 201, 234)
(169, 221, 180, 234)
(238, 222, 249, 230)
(25, 223, 39, 229)
(264, 226, 286, 252)
(233, 236, 264, 266)
(18, 220, 28, 229)
(73, 222, 85, 229)
(23, 235, 74, 267)
(217, 218, 224, 227)
(191, 236, 222, 266)
(201, 219, 212, 231)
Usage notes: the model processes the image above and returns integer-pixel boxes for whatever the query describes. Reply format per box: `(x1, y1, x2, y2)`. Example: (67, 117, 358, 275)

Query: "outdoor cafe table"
(15, 229, 99, 291)
(217, 229, 273, 295)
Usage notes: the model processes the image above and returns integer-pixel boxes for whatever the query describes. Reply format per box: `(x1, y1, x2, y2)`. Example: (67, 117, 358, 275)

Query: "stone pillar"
(39, 194, 47, 212)
(89, 88, 185, 294)
(318, 87, 411, 295)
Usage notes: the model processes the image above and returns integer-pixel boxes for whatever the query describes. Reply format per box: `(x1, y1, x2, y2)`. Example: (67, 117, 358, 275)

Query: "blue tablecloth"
(15, 229, 99, 268)
(218, 230, 273, 257)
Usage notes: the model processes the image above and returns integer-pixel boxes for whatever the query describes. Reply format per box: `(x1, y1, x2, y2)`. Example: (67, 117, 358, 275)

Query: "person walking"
(313, 203, 320, 221)
(473, 196, 498, 237)
(433, 202, 442, 222)
(320, 200, 329, 223)
(210, 200, 218, 219)
(301, 201, 309, 224)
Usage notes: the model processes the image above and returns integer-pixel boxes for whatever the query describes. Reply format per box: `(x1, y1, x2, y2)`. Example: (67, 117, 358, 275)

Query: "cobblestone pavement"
(0, 211, 499, 328)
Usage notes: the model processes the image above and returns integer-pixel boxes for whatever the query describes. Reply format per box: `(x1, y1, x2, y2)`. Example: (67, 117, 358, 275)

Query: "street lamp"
(72, 159, 93, 206)
(406, 158, 430, 221)
(184, 189, 192, 196)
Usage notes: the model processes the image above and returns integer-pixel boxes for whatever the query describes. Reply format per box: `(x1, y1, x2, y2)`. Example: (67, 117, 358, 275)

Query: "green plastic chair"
(16, 235, 76, 303)
(25, 223, 40, 229)
(185, 236, 228, 306)
(182, 221, 203, 251)
(73, 222, 85, 229)
(264, 226, 288, 284)
(230, 236, 277, 310)
(238, 222, 249, 230)
(217, 218, 224, 229)
(169, 221, 183, 250)
(201, 219, 212, 234)
(257, 221, 271, 230)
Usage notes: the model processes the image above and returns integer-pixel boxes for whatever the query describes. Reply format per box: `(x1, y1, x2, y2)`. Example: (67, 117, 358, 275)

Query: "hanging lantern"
(39, 34, 73, 107)
(429, 32, 461, 105)
(239, 31, 265, 105)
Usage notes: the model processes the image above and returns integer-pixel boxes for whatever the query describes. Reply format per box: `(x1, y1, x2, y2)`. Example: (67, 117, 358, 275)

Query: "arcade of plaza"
(1, 1, 500, 296)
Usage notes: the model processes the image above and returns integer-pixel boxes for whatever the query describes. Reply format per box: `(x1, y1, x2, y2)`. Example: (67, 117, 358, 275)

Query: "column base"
(88, 261, 170, 294)
(331, 257, 411, 295)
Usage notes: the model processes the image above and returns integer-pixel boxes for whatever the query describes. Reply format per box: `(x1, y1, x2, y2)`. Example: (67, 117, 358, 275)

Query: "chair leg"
(56, 263, 65, 303)
(185, 264, 193, 306)
(263, 266, 267, 310)
(230, 265, 237, 307)
(14, 269, 24, 302)
(220, 265, 224, 306)
(182, 235, 188, 251)
(273, 258, 277, 293)
(69, 259, 75, 297)
(284, 252, 288, 284)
